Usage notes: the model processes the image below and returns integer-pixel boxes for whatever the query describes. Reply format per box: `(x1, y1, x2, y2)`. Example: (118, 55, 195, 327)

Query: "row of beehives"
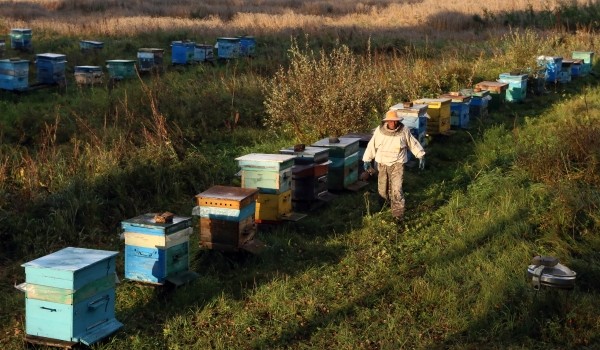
(15, 51, 595, 348)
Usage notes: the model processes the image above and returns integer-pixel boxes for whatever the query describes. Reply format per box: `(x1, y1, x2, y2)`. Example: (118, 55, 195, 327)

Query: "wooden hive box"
(171, 41, 195, 65)
(193, 44, 214, 62)
(460, 88, 490, 118)
(236, 153, 296, 172)
(10, 28, 32, 51)
(121, 214, 192, 284)
(105, 60, 136, 80)
(572, 51, 593, 76)
(237, 35, 256, 57)
(240, 168, 292, 194)
(74, 66, 103, 86)
(439, 93, 471, 128)
(536, 56, 562, 83)
(558, 59, 574, 83)
(327, 151, 359, 191)
(79, 40, 104, 50)
(255, 190, 293, 222)
(413, 98, 451, 135)
(0, 58, 29, 91)
(569, 58, 583, 77)
(21, 247, 122, 346)
(35, 53, 67, 85)
(388, 103, 429, 135)
(216, 37, 241, 59)
(311, 137, 360, 158)
(474, 82, 508, 110)
(137, 48, 164, 72)
(194, 186, 258, 251)
(498, 73, 528, 102)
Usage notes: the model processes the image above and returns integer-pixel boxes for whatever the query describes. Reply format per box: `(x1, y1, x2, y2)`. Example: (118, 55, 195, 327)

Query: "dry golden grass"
(0, 0, 591, 39)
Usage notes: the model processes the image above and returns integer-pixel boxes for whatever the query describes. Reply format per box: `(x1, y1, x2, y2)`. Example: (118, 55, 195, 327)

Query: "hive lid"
(22, 247, 118, 271)
(235, 153, 296, 163)
(196, 185, 258, 201)
(312, 137, 360, 148)
(121, 213, 191, 229)
(438, 93, 471, 103)
(414, 97, 452, 104)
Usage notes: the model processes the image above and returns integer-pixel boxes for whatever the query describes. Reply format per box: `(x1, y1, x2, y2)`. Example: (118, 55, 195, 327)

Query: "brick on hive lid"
(154, 211, 174, 223)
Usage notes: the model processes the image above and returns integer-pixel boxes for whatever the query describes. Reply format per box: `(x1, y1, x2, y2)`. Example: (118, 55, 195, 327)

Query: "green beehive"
(105, 60, 136, 80)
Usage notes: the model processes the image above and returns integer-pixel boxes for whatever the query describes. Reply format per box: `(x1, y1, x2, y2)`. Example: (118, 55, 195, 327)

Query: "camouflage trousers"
(377, 162, 405, 219)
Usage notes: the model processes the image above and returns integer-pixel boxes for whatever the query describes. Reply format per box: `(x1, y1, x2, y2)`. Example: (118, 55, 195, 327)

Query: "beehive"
(194, 186, 258, 251)
(558, 60, 573, 83)
(193, 44, 214, 62)
(74, 66, 103, 86)
(216, 37, 241, 59)
(569, 59, 583, 77)
(0, 58, 29, 91)
(105, 60, 136, 80)
(460, 88, 490, 118)
(137, 48, 164, 72)
(498, 73, 528, 102)
(572, 51, 594, 76)
(537, 56, 562, 83)
(79, 40, 104, 50)
(237, 36, 256, 57)
(10, 28, 32, 51)
(312, 137, 361, 191)
(236, 154, 295, 194)
(340, 132, 374, 170)
(35, 53, 67, 85)
(255, 190, 293, 222)
(439, 92, 472, 128)
(21, 247, 122, 346)
(474, 82, 508, 110)
(413, 98, 451, 135)
(121, 213, 192, 284)
(171, 41, 195, 65)
(280, 145, 332, 211)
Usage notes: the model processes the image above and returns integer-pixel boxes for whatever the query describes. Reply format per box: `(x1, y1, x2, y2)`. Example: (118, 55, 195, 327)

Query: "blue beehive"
(216, 37, 241, 59)
(171, 41, 195, 65)
(498, 73, 528, 102)
(461, 88, 491, 118)
(35, 53, 67, 85)
(237, 36, 256, 57)
(193, 44, 214, 62)
(572, 51, 594, 76)
(537, 56, 562, 83)
(21, 247, 122, 346)
(0, 58, 29, 91)
(439, 92, 472, 128)
(389, 102, 429, 136)
(10, 28, 32, 51)
(121, 213, 192, 284)
(558, 60, 573, 83)
(79, 40, 104, 50)
(570, 59, 583, 77)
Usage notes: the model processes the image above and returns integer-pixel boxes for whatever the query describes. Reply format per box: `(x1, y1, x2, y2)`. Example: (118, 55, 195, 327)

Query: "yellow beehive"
(413, 98, 451, 134)
(255, 190, 292, 222)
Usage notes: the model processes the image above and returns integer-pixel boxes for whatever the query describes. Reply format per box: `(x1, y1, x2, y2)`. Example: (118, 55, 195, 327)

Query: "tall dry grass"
(0, 0, 592, 39)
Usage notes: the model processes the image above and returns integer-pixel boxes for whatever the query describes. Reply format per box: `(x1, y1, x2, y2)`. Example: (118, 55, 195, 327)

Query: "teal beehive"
(498, 73, 528, 102)
(21, 247, 122, 346)
(35, 53, 67, 85)
(79, 40, 103, 50)
(216, 37, 241, 59)
(193, 44, 214, 62)
(0, 58, 29, 91)
(235, 154, 295, 194)
(572, 51, 594, 76)
(106, 59, 136, 80)
(10, 28, 32, 51)
(312, 137, 361, 191)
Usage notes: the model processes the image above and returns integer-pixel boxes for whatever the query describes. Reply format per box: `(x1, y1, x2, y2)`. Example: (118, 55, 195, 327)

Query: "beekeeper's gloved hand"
(418, 157, 425, 170)
(363, 162, 371, 171)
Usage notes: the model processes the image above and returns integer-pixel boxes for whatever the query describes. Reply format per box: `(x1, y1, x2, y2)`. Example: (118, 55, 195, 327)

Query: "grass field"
(1, 1, 600, 349)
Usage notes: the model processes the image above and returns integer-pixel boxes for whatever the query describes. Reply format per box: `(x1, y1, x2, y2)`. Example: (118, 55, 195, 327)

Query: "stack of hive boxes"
(20, 247, 122, 347)
(0, 58, 29, 91)
(498, 72, 528, 102)
(413, 98, 452, 135)
(312, 137, 361, 191)
(280, 145, 332, 212)
(235, 153, 296, 223)
(121, 213, 192, 285)
(461, 88, 491, 118)
(194, 185, 259, 251)
(340, 133, 373, 171)
(389, 102, 429, 160)
(35, 53, 67, 85)
(439, 92, 472, 128)
(474, 81, 508, 110)
(171, 41, 195, 64)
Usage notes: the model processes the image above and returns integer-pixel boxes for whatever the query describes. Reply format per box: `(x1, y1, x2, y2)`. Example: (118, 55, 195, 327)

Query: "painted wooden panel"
(241, 168, 292, 194)
(311, 137, 360, 158)
(194, 202, 255, 221)
(255, 190, 292, 221)
(327, 153, 359, 190)
(292, 175, 328, 200)
(22, 248, 117, 290)
(123, 228, 191, 249)
(26, 289, 117, 342)
(279, 146, 329, 164)
(195, 185, 258, 209)
(124, 242, 189, 284)
(24, 274, 115, 305)
(291, 161, 330, 179)
(121, 213, 191, 237)
(236, 153, 296, 171)
(199, 216, 254, 248)
(448, 102, 470, 128)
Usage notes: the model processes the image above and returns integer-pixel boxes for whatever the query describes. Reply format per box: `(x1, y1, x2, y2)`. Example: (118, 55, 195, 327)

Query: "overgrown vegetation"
(1, 2, 600, 349)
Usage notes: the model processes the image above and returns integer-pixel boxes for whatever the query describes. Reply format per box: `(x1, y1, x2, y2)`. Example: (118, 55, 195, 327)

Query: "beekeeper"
(362, 109, 425, 221)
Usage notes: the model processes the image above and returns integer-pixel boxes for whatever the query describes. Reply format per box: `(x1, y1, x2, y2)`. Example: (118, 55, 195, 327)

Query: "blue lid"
(22, 247, 118, 271)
